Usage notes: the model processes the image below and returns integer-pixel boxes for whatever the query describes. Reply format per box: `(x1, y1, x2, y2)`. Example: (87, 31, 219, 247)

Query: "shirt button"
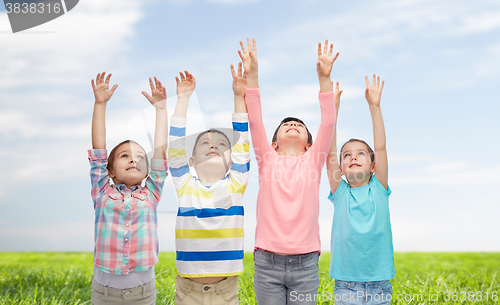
(289, 258, 293, 262)
(125, 238, 129, 241)
(125, 253, 128, 257)
(204, 286, 210, 291)
(126, 223, 129, 227)
(124, 290, 131, 296)
(127, 208, 130, 212)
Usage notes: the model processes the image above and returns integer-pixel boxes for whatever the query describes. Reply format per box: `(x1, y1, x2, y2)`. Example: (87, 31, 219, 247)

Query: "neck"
(276, 143, 307, 157)
(346, 174, 372, 188)
(195, 167, 227, 183)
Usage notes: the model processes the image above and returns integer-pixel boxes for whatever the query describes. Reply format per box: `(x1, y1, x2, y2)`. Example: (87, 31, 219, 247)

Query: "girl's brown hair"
(107, 140, 149, 174)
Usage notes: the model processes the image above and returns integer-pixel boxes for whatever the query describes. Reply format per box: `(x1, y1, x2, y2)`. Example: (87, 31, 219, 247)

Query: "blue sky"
(0, 0, 499, 252)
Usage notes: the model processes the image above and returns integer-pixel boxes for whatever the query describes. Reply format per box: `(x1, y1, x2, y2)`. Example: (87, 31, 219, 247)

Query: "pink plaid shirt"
(88, 149, 167, 275)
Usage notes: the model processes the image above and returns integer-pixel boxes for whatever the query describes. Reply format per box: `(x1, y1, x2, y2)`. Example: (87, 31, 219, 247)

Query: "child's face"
(340, 141, 375, 183)
(273, 120, 311, 151)
(109, 142, 148, 188)
(189, 132, 231, 172)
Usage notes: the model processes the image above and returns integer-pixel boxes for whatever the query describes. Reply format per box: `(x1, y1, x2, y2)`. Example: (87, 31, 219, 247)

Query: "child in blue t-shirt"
(327, 75, 393, 305)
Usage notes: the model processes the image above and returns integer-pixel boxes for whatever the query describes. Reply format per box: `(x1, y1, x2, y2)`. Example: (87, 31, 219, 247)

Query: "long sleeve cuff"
(88, 149, 108, 161)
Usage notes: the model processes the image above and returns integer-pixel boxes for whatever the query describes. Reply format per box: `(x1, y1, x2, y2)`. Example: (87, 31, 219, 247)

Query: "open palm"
(91, 72, 118, 104)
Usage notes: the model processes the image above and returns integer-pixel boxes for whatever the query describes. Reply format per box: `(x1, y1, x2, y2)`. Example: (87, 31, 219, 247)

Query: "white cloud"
(392, 164, 500, 186)
(206, 0, 259, 4)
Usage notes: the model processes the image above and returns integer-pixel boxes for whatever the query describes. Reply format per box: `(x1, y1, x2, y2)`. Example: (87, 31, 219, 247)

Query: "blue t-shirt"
(328, 175, 395, 281)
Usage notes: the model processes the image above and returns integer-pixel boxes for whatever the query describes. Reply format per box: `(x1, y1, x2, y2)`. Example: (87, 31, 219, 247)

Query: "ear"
(305, 143, 312, 151)
(108, 169, 116, 178)
(271, 142, 278, 151)
(370, 161, 376, 173)
(189, 157, 196, 168)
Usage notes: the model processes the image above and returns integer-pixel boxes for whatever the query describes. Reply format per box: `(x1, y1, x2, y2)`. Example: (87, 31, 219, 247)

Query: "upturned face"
(109, 142, 148, 188)
(340, 141, 375, 184)
(189, 132, 231, 172)
(273, 120, 310, 151)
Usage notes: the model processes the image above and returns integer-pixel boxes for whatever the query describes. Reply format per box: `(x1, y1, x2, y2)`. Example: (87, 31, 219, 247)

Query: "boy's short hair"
(192, 129, 231, 156)
(107, 140, 149, 173)
(271, 117, 313, 145)
(339, 138, 374, 164)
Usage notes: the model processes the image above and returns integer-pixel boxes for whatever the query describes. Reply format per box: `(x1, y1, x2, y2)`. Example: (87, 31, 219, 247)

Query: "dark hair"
(271, 117, 313, 145)
(339, 138, 374, 164)
(192, 129, 231, 156)
(107, 140, 149, 173)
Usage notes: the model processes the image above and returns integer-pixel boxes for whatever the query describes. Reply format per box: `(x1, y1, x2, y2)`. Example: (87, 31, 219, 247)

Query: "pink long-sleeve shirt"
(245, 87, 336, 254)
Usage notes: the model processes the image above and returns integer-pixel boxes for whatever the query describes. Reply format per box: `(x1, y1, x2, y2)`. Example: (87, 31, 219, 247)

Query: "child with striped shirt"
(168, 68, 250, 305)
(89, 72, 168, 305)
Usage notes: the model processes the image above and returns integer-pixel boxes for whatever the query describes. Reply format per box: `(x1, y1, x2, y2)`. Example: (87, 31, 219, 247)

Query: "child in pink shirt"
(237, 39, 340, 305)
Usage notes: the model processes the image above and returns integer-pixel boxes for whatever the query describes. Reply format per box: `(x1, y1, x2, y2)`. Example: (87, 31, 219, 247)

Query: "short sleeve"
(370, 175, 391, 196)
(328, 179, 349, 204)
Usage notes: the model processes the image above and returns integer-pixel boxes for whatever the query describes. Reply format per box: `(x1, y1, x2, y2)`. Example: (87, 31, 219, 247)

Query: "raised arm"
(91, 72, 118, 149)
(142, 77, 168, 160)
(307, 40, 338, 159)
(173, 71, 196, 118)
(317, 39, 339, 93)
(231, 62, 247, 114)
(365, 74, 388, 189)
(239, 38, 258, 88)
(239, 38, 273, 159)
(327, 82, 344, 193)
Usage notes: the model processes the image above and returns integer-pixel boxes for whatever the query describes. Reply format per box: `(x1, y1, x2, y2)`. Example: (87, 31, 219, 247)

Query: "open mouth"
(126, 167, 140, 171)
(206, 152, 221, 157)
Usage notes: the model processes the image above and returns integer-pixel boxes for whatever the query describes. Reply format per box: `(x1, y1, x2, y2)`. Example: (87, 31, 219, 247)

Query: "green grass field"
(0, 252, 498, 304)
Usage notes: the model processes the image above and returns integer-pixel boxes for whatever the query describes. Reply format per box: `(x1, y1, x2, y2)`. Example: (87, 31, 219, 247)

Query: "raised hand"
(231, 62, 246, 97)
(317, 40, 339, 78)
(365, 74, 384, 107)
(238, 38, 258, 76)
(334, 81, 343, 111)
(142, 77, 167, 109)
(91, 72, 118, 104)
(175, 70, 196, 98)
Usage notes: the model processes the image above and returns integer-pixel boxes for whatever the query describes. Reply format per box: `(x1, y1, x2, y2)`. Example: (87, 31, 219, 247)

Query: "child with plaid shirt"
(88, 72, 168, 305)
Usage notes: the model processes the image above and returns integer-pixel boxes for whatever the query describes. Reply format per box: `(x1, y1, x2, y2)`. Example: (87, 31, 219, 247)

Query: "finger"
(336, 81, 339, 91)
(380, 80, 385, 92)
(323, 39, 328, 55)
(252, 38, 257, 53)
(154, 76, 159, 89)
(332, 52, 339, 63)
(239, 41, 247, 54)
(141, 91, 151, 100)
(230, 64, 236, 78)
(180, 72, 186, 82)
(238, 62, 242, 77)
(317, 42, 322, 56)
(158, 80, 163, 90)
(149, 77, 154, 92)
(105, 73, 112, 85)
(376, 76, 380, 88)
(365, 76, 370, 88)
(110, 84, 118, 94)
(175, 77, 180, 84)
(100, 72, 106, 84)
(184, 70, 190, 81)
(91, 79, 95, 89)
(247, 38, 251, 54)
(372, 74, 376, 87)
(339, 90, 343, 96)
(328, 43, 333, 57)
(162, 87, 167, 97)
